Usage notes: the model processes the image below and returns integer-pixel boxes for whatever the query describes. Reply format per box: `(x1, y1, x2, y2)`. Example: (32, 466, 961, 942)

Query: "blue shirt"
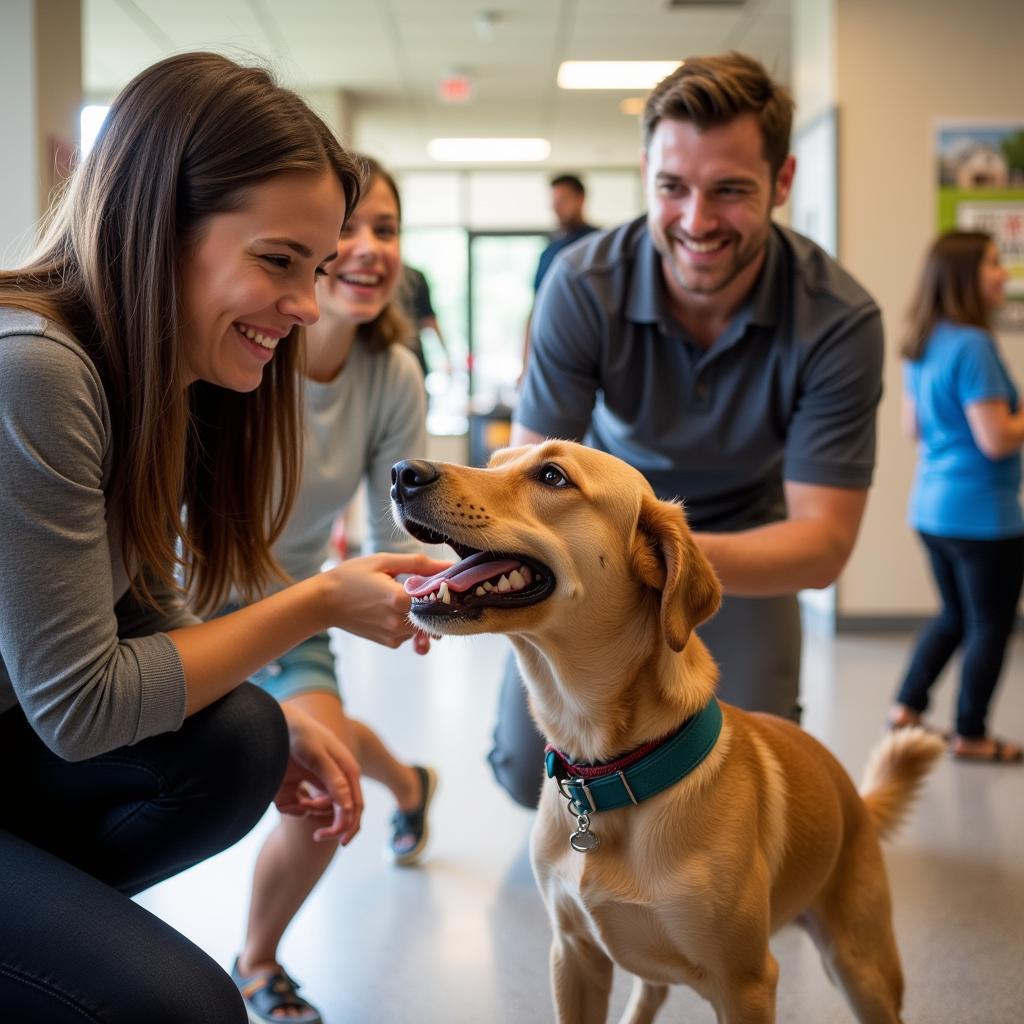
(906, 320, 1023, 538)
(533, 223, 598, 292)
(517, 217, 883, 531)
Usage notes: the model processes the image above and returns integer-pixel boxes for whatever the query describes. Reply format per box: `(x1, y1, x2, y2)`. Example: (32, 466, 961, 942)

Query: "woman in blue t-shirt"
(888, 231, 1023, 762)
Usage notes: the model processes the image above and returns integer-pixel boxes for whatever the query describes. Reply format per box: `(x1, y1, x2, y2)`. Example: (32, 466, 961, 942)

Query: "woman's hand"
(322, 552, 451, 649)
(275, 703, 364, 845)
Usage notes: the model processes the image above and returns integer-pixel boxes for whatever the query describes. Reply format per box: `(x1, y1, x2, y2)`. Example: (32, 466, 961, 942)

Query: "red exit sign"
(438, 74, 472, 104)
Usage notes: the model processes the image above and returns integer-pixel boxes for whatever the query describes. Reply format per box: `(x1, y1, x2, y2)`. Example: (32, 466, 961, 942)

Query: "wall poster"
(936, 121, 1024, 330)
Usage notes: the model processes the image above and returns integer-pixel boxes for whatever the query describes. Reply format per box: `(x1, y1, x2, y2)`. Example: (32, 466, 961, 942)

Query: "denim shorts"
(250, 630, 341, 703)
(218, 604, 341, 703)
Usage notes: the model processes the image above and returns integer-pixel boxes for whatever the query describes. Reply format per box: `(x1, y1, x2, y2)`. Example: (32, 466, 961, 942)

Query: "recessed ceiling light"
(619, 97, 646, 116)
(427, 138, 551, 162)
(557, 61, 682, 90)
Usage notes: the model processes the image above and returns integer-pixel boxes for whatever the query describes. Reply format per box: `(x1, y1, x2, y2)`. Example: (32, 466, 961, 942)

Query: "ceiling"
(84, 0, 792, 168)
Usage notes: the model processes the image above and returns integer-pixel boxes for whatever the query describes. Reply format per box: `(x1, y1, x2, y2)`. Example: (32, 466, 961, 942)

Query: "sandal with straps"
(950, 736, 1024, 764)
(231, 958, 322, 1024)
(388, 764, 438, 867)
(886, 705, 950, 741)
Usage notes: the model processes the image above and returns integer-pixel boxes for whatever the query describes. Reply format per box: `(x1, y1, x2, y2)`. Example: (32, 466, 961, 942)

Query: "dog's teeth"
(483, 581, 494, 591)
(475, 586, 487, 596)
(509, 569, 525, 591)
(519, 566, 532, 583)
(497, 574, 511, 593)
(439, 581, 451, 604)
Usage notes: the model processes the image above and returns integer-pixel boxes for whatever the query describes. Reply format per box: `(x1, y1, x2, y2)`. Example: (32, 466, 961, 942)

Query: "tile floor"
(136, 621, 1024, 1023)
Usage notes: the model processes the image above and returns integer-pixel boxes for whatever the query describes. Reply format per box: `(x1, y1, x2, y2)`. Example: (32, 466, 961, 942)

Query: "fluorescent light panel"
(427, 137, 551, 162)
(557, 60, 682, 90)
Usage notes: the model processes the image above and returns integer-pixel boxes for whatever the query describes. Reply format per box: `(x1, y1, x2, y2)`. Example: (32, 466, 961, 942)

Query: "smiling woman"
(0, 52, 448, 1024)
(180, 169, 346, 394)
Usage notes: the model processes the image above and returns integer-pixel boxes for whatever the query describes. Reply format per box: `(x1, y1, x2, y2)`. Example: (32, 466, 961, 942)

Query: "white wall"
(833, 0, 1024, 617)
(0, 1, 39, 267)
(0, 0, 81, 269)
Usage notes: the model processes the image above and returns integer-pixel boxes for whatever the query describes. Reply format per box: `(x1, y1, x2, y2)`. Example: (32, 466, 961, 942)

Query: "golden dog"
(391, 441, 944, 1024)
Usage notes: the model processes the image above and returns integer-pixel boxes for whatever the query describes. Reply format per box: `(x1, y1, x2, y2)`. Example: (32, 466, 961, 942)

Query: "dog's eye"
(538, 463, 572, 488)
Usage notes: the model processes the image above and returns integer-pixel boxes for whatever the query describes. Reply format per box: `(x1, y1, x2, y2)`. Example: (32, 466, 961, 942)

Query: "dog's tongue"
(404, 551, 521, 597)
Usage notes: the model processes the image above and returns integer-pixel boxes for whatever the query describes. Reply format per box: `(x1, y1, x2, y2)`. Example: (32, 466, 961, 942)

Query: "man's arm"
(509, 421, 546, 447)
(513, 415, 868, 595)
(692, 482, 868, 596)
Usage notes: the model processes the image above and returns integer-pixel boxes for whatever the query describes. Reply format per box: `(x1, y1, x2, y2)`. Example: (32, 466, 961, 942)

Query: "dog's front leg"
(710, 952, 779, 1024)
(550, 932, 614, 1024)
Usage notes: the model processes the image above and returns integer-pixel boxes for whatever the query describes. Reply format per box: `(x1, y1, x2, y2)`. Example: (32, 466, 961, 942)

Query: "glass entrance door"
(468, 232, 548, 406)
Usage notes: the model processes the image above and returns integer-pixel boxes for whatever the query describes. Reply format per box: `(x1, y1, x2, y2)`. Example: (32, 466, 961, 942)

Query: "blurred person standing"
(521, 174, 599, 376)
(533, 174, 599, 292)
(889, 230, 1023, 763)
(401, 263, 451, 377)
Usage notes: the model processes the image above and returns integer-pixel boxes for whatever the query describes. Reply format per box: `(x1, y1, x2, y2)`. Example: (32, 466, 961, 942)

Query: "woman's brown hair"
(350, 155, 413, 355)
(902, 231, 994, 361)
(0, 52, 362, 613)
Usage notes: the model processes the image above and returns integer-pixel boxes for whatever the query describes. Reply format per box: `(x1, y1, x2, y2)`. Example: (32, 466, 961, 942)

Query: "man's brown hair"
(642, 52, 794, 177)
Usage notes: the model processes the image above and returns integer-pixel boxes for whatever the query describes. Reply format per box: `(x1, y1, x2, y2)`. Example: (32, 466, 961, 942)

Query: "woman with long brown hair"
(0, 53, 446, 1022)
(888, 230, 1023, 763)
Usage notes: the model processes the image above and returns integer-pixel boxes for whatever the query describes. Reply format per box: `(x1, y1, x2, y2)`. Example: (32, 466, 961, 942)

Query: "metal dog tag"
(569, 813, 600, 853)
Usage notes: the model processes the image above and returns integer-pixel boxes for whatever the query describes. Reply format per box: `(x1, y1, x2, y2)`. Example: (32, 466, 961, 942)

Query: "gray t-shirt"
(269, 339, 427, 587)
(516, 217, 884, 531)
(0, 308, 190, 760)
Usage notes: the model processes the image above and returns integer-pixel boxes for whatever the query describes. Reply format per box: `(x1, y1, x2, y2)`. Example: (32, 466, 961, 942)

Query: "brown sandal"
(950, 737, 1023, 764)
(886, 706, 950, 741)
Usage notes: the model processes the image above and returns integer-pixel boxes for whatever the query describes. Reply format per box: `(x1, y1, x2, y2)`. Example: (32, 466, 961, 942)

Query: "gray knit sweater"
(0, 308, 189, 761)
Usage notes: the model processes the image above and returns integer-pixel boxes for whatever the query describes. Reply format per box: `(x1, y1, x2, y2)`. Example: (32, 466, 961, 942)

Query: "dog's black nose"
(391, 460, 441, 503)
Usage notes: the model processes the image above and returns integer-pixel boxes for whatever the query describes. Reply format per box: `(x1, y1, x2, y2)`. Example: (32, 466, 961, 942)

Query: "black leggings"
(0, 683, 288, 1023)
(896, 531, 1024, 738)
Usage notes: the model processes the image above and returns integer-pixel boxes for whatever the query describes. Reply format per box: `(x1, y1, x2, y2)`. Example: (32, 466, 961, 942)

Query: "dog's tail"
(858, 727, 945, 841)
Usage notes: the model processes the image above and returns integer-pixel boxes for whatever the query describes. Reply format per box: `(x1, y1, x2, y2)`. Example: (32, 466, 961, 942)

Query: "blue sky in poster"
(937, 125, 1017, 156)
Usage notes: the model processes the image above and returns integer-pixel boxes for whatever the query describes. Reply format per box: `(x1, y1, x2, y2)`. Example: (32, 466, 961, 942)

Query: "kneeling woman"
(0, 54, 446, 1023)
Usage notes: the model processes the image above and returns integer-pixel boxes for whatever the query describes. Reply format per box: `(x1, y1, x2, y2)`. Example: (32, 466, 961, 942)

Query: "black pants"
(488, 593, 803, 808)
(0, 683, 288, 1023)
(896, 531, 1024, 738)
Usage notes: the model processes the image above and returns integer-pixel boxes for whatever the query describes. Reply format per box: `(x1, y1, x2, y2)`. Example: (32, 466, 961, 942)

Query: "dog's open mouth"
(400, 518, 555, 620)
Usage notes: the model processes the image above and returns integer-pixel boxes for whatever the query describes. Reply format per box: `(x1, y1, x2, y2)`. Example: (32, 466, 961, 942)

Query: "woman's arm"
(168, 550, 451, 715)
(901, 393, 918, 441)
(964, 399, 1024, 460)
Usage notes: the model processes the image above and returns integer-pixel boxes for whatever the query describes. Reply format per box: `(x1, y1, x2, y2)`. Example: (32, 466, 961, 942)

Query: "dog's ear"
(632, 494, 722, 652)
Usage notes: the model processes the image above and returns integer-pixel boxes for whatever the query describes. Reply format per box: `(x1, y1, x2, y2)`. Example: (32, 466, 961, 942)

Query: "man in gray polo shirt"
(490, 52, 884, 807)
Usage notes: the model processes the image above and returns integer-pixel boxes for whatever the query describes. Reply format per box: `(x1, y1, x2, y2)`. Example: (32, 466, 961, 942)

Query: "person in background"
(231, 157, 440, 1024)
(888, 230, 1023, 764)
(493, 51, 884, 808)
(521, 174, 599, 377)
(401, 263, 451, 377)
(533, 174, 599, 293)
(0, 53, 446, 1024)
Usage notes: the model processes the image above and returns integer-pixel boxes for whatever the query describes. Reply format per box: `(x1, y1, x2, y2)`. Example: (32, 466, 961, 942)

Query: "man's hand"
(276, 704, 364, 845)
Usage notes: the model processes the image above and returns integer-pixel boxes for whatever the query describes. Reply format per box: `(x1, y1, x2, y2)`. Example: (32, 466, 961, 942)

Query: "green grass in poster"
(936, 187, 1024, 231)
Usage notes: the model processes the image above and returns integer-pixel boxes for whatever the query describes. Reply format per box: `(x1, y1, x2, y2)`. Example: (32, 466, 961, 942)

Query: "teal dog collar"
(545, 699, 723, 816)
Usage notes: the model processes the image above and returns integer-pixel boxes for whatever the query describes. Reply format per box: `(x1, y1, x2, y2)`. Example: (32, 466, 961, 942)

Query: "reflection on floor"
(136, 622, 1024, 1023)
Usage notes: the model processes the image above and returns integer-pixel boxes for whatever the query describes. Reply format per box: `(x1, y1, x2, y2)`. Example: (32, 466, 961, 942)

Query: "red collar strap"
(545, 720, 691, 780)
